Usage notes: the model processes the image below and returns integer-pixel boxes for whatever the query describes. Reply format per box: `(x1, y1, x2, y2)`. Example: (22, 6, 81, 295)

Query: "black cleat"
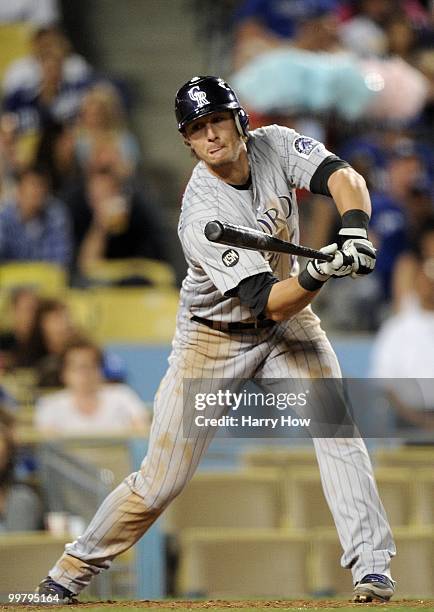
(36, 576, 77, 604)
(353, 573, 395, 602)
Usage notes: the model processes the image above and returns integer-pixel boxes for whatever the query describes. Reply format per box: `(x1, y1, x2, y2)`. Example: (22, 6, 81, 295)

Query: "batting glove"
(339, 239, 376, 278)
(298, 243, 354, 291)
(338, 209, 376, 277)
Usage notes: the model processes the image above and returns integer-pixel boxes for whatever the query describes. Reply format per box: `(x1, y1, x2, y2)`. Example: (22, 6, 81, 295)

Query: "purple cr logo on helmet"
(174, 76, 249, 138)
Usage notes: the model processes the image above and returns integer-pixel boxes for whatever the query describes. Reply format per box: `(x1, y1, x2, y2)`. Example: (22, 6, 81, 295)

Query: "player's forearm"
(328, 167, 371, 218)
(265, 276, 319, 321)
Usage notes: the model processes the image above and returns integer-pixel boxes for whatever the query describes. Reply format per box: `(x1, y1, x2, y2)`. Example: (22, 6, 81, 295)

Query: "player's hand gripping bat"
(204, 220, 353, 265)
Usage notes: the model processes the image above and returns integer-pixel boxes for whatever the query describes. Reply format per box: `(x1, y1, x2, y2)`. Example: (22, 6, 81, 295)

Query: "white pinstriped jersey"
(178, 124, 333, 324)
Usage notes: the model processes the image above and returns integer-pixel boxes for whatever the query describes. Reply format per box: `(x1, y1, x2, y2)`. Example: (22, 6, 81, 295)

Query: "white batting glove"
(338, 235, 377, 278)
(298, 243, 354, 291)
(313, 243, 355, 279)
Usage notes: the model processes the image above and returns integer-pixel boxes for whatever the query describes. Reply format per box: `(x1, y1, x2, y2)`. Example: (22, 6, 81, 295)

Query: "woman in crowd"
(35, 339, 149, 435)
(19, 298, 76, 388)
(74, 83, 140, 181)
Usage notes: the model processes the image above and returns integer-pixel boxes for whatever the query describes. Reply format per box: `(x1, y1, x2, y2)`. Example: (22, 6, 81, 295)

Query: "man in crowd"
(0, 165, 72, 265)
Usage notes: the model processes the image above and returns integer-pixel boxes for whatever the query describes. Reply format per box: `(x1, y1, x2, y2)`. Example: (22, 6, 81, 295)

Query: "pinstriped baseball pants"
(49, 307, 395, 594)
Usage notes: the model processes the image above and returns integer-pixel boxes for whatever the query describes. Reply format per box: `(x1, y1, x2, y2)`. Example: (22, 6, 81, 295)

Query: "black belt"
(191, 315, 275, 332)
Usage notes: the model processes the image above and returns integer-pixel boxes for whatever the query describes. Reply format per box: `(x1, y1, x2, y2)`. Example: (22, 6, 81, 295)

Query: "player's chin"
(206, 152, 232, 167)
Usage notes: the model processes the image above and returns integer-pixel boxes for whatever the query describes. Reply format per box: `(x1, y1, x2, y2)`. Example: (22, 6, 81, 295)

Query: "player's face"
(184, 111, 245, 168)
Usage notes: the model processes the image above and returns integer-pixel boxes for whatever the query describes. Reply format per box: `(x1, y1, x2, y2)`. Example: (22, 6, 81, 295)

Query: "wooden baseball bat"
(204, 220, 335, 262)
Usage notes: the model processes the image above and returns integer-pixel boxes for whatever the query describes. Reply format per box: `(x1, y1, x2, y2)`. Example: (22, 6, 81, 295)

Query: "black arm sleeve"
(225, 272, 279, 319)
(309, 155, 350, 196)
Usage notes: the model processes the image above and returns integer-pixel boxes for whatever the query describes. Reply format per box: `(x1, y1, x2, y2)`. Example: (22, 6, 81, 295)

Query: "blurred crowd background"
(0, 0, 433, 602)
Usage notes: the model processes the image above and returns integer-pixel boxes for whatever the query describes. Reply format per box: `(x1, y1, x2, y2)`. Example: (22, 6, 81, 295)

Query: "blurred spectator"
(0, 388, 17, 414)
(368, 192, 408, 302)
(231, 48, 429, 124)
(74, 83, 140, 181)
(339, 0, 430, 57)
(231, 0, 429, 122)
(370, 253, 434, 432)
(18, 298, 76, 386)
(0, 113, 20, 204)
(2, 25, 92, 97)
(0, 418, 43, 531)
(19, 297, 126, 388)
(0, 0, 58, 27)
(232, 0, 341, 69)
(0, 165, 72, 266)
(339, 0, 391, 57)
(66, 169, 172, 277)
(35, 339, 149, 435)
(0, 287, 39, 371)
(386, 11, 417, 61)
(35, 120, 81, 197)
(2, 29, 93, 168)
(393, 218, 434, 310)
(335, 138, 432, 306)
(387, 138, 428, 201)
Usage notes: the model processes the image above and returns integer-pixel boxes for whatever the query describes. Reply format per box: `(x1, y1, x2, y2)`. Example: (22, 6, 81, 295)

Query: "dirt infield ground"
(1, 599, 433, 612)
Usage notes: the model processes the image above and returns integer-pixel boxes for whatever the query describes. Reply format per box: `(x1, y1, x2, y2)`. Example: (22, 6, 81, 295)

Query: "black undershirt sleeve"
(225, 272, 279, 319)
(309, 155, 350, 196)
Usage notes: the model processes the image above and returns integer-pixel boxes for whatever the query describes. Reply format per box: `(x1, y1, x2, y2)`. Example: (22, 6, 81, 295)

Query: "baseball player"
(37, 76, 395, 604)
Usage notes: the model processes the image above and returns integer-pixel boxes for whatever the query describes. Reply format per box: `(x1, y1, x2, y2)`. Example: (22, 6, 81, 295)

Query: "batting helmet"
(175, 76, 249, 137)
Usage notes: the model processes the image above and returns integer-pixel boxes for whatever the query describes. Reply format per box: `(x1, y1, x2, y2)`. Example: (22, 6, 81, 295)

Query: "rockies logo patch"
(222, 249, 239, 267)
(293, 136, 321, 158)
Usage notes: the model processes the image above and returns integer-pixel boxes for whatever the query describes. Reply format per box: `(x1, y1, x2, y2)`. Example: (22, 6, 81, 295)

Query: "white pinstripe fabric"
(50, 311, 395, 593)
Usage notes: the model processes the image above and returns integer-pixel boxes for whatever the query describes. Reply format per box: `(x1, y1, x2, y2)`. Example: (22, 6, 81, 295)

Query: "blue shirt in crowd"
(370, 192, 408, 298)
(0, 200, 72, 266)
(233, 0, 340, 38)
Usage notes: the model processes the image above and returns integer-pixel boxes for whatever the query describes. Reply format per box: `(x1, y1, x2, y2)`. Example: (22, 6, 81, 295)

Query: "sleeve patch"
(222, 249, 239, 267)
(293, 136, 322, 158)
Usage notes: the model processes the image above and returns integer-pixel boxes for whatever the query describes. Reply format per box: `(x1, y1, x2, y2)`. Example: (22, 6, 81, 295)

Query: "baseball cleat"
(353, 573, 395, 602)
(36, 576, 77, 604)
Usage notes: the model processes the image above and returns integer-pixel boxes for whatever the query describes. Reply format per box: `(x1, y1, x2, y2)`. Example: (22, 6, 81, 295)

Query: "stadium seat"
(83, 258, 175, 287)
(64, 289, 98, 337)
(1, 368, 37, 405)
(374, 447, 434, 470)
(389, 526, 434, 597)
(414, 469, 434, 525)
(309, 526, 434, 597)
(0, 533, 69, 592)
(163, 469, 284, 532)
(282, 467, 334, 528)
(281, 467, 415, 528)
(375, 467, 415, 526)
(91, 287, 179, 343)
(0, 24, 31, 82)
(0, 262, 67, 294)
(178, 528, 310, 597)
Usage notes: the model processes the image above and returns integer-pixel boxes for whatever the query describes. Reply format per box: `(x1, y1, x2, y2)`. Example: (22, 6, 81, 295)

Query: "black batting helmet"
(175, 76, 249, 137)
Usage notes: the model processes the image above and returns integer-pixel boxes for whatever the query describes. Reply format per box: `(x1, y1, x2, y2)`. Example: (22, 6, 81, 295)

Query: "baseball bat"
(205, 220, 335, 262)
